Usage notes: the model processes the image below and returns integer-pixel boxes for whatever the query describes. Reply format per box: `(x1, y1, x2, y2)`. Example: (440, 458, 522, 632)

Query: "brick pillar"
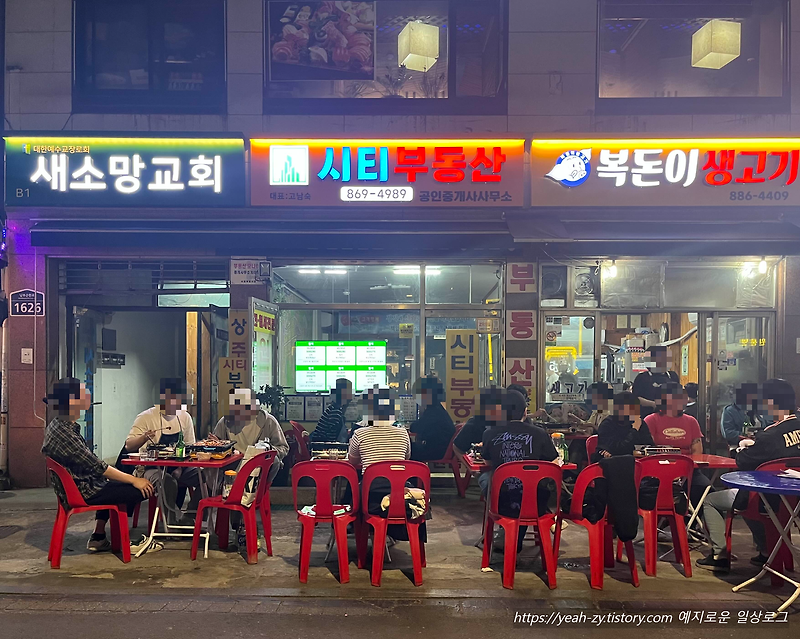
(5, 217, 48, 487)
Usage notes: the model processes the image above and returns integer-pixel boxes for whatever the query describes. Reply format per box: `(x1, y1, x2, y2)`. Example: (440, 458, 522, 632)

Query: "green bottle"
(176, 429, 186, 459)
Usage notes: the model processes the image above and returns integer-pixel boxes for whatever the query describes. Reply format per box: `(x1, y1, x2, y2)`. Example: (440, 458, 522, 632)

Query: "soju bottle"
(175, 429, 186, 459)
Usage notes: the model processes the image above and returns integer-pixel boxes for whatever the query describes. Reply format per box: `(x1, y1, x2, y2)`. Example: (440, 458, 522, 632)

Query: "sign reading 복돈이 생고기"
(4, 136, 246, 207)
(530, 137, 800, 207)
(250, 138, 525, 206)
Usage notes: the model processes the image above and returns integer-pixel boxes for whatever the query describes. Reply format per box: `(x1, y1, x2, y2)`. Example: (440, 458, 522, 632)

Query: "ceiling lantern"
(398, 21, 439, 72)
(691, 19, 741, 70)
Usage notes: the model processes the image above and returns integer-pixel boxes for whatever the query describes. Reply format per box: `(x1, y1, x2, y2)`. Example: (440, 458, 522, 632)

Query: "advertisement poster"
(285, 395, 306, 421)
(252, 306, 276, 392)
(445, 329, 479, 422)
(305, 396, 324, 422)
(268, 2, 375, 82)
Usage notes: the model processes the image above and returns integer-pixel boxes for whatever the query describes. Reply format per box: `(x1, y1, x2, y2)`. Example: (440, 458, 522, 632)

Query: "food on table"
(309, 46, 328, 64)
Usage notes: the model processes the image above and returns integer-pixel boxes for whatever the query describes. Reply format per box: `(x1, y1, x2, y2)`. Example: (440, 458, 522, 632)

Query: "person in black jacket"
(697, 379, 800, 573)
(410, 375, 455, 461)
(593, 392, 653, 461)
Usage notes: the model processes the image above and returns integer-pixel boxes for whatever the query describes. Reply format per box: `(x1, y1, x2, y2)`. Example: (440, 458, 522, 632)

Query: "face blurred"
(161, 391, 184, 415)
(72, 384, 92, 414)
(589, 391, 613, 413)
(664, 391, 687, 416)
(483, 403, 504, 423)
(617, 402, 640, 421)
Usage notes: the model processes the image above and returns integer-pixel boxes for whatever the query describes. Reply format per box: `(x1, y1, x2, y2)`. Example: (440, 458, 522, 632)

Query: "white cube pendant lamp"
(398, 21, 439, 72)
(692, 19, 741, 70)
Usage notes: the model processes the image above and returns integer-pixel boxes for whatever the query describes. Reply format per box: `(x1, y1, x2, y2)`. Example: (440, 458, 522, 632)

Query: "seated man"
(212, 387, 289, 544)
(593, 392, 653, 461)
(124, 378, 200, 524)
(310, 378, 353, 444)
(409, 375, 455, 461)
(42, 377, 154, 552)
(452, 386, 505, 460)
(481, 389, 559, 552)
(697, 378, 800, 573)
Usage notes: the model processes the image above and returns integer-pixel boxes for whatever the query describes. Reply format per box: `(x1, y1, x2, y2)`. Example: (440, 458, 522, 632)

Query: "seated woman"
(593, 392, 653, 461)
(409, 375, 454, 461)
(42, 377, 154, 552)
(348, 387, 424, 542)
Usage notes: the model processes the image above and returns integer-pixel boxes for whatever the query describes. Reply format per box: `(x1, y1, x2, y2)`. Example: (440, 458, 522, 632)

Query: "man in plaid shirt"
(42, 378, 154, 553)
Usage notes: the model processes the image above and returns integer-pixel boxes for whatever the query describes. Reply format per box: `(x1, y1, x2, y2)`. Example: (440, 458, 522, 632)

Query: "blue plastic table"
(721, 470, 800, 612)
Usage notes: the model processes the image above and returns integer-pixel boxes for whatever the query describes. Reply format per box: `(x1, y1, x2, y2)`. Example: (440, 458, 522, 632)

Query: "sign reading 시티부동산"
(251, 139, 525, 207)
(531, 137, 800, 207)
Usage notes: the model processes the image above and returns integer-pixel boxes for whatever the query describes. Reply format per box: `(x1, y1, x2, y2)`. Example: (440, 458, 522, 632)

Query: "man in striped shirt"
(310, 378, 353, 444)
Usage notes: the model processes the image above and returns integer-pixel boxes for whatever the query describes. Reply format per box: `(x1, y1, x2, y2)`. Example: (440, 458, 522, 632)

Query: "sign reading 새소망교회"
(4, 136, 246, 207)
(530, 138, 800, 207)
(250, 139, 525, 207)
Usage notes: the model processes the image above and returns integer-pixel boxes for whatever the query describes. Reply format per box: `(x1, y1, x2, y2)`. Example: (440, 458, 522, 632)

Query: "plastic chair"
(428, 423, 471, 497)
(724, 457, 800, 587)
(622, 455, 694, 578)
(558, 462, 640, 590)
(45, 458, 131, 569)
(131, 496, 157, 531)
(190, 450, 277, 564)
(480, 460, 562, 590)
(292, 460, 363, 584)
(585, 435, 598, 461)
(291, 421, 312, 462)
(360, 460, 431, 587)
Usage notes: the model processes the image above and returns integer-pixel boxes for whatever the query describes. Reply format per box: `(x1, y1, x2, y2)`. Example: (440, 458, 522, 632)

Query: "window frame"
(73, 0, 228, 115)
(595, 0, 791, 115)
(262, 0, 509, 116)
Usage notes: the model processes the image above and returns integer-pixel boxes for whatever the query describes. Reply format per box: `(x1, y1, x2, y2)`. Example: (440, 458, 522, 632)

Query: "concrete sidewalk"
(0, 486, 795, 613)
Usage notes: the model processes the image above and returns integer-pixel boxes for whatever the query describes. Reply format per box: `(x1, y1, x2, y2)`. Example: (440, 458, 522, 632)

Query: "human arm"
(212, 417, 227, 441)
(691, 438, 704, 455)
(596, 418, 638, 457)
(632, 373, 657, 408)
(262, 413, 290, 461)
(720, 406, 743, 446)
(124, 412, 156, 452)
(182, 413, 196, 445)
(103, 466, 154, 498)
(347, 431, 362, 468)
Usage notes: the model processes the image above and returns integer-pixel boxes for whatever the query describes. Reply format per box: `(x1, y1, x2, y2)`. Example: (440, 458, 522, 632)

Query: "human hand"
(132, 477, 154, 498)
(601, 450, 612, 458)
(143, 430, 157, 441)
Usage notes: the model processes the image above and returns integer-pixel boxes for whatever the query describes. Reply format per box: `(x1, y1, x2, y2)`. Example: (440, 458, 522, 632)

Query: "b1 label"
(10, 289, 44, 317)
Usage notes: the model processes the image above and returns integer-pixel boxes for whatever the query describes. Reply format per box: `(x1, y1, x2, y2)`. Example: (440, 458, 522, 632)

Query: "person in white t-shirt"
(124, 378, 199, 523)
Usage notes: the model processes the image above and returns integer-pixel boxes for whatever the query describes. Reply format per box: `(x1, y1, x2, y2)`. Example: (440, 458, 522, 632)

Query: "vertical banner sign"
(506, 263, 537, 294)
(224, 309, 250, 415)
(506, 358, 537, 394)
(445, 329, 479, 422)
(252, 306, 277, 393)
(219, 357, 247, 415)
(506, 310, 536, 341)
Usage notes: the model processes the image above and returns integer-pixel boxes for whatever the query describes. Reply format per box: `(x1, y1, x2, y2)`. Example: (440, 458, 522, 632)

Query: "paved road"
(0, 595, 796, 638)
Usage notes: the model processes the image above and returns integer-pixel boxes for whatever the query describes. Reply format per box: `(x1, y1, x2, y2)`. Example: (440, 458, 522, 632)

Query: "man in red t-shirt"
(644, 383, 703, 455)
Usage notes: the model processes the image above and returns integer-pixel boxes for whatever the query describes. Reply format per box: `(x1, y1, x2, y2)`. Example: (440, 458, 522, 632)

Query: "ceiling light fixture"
(398, 21, 439, 72)
(324, 269, 347, 275)
(759, 257, 768, 274)
(606, 260, 618, 278)
(297, 269, 321, 274)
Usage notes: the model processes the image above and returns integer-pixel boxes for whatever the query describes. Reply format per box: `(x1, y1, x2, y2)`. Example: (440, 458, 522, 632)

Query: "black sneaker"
(750, 553, 768, 567)
(696, 554, 731, 573)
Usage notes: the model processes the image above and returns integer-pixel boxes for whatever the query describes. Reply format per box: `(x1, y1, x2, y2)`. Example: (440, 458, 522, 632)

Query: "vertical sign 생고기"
(445, 329, 479, 422)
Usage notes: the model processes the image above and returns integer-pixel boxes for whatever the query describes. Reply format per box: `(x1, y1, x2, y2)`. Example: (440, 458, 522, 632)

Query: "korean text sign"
(445, 329, 479, 422)
(5, 136, 246, 207)
(531, 138, 800, 207)
(251, 139, 525, 207)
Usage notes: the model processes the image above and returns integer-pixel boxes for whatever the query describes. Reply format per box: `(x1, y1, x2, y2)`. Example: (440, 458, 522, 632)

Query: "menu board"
(295, 340, 387, 392)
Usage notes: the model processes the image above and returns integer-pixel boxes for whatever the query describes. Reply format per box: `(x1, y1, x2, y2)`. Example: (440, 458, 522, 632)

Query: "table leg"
(732, 495, 800, 613)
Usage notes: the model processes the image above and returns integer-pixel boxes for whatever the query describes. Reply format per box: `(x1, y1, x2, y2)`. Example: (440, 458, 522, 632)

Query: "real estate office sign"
(250, 138, 526, 207)
(531, 137, 800, 207)
(4, 136, 246, 207)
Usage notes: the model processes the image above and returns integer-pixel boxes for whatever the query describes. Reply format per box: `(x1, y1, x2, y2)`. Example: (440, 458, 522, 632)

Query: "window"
(264, 0, 507, 114)
(598, 0, 788, 113)
(75, 0, 226, 113)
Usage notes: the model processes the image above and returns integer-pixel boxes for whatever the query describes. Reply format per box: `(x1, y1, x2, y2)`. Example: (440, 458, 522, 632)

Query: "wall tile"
(16, 72, 71, 114)
(691, 114, 792, 133)
(227, 31, 264, 74)
(18, 113, 72, 130)
(227, 73, 263, 115)
(226, 114, 265, 136)
(343, 115, 427, 133)
(509, 0, 597, 33)
(509, 32, 596, 75)
(425, 115, 509, 133)
(69, 113, 150, 131)
(508, 115, 592, 134)
(7, 0, 60, 33)
(508, 73, 595, 116)
(147, 115, 228, 131)
(265, 115, 345, 135)
(227, 0, 264, 33)
(592, 114, 694, 133)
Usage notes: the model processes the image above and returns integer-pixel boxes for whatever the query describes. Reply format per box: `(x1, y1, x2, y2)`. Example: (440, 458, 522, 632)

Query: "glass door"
(71, 307, 104, 454)
(540, 313, 599, 415)
(704, 313, 774, 453)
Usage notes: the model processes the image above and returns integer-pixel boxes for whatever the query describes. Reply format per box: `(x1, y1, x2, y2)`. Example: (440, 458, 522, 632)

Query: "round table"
(721, 470, 800, 613)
